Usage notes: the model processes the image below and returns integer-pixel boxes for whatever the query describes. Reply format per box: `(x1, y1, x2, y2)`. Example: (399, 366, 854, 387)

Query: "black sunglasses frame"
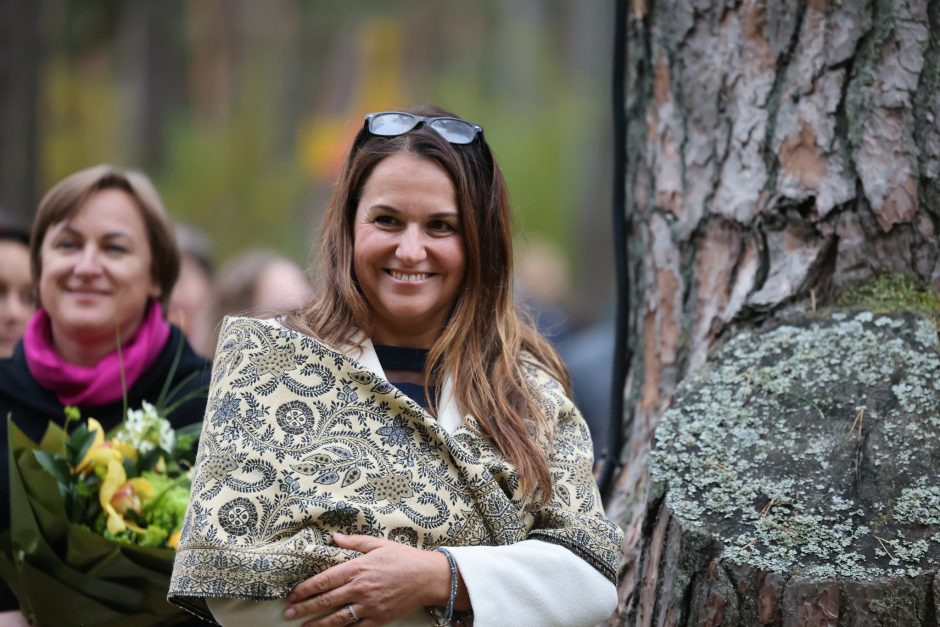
(363, 112, 483, 145)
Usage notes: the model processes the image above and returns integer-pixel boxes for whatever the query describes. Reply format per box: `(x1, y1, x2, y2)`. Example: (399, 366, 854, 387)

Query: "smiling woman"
(169, 107, 623, 627)
(0, 165, 211, 620)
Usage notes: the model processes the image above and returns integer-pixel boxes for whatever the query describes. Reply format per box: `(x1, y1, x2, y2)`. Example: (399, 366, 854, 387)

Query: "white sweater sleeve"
(445, 539, 617, 627)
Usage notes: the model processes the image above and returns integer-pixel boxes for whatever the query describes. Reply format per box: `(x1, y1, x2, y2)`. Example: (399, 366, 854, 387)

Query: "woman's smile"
(386, 270, 434, 283)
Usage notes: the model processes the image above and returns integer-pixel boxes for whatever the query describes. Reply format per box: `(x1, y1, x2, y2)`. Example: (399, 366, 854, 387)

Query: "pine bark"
(609, 0, 940, 622)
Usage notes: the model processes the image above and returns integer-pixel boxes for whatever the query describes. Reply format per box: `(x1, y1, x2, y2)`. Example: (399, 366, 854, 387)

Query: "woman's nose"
(9, 295, 32, 321)
(395, 228, 427, 264)
(73, 246, 103, 276)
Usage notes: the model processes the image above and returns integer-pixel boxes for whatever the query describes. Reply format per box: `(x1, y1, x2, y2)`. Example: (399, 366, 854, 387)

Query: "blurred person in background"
(169, 222, 216, 357)
(207, 248, 313, 354)
(169, 107, 621, 626)
(0, 165, 210, 620)
(560, 314, 614, 463)
(514, 238, 571, 348)
(0, 224, 35, 359)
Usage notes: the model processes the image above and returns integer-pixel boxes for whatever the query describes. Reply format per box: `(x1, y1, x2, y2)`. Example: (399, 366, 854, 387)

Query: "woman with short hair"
(0, 165, 210, 616)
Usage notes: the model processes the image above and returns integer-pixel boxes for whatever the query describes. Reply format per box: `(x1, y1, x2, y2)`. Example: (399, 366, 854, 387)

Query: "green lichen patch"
(652, 310, 940, 581)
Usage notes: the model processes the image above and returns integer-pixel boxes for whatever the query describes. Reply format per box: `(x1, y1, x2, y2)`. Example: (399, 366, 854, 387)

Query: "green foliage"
(41, 60, 124, 186)
(142, 471, 191, 537)
(64, 424, 96, 468)
(33, 0, 610, 296)
(837, 274, 940, 329)
(156, 80, 310, 264)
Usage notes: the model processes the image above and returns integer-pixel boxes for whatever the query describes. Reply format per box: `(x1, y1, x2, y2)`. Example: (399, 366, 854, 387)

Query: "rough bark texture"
(628, 311, 940, 625)
(609, 0, 940, 622)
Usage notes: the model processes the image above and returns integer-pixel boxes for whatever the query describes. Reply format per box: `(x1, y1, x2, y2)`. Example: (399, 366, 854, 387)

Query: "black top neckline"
(372, 344, 430, 372)
(372, 344, 436, 410)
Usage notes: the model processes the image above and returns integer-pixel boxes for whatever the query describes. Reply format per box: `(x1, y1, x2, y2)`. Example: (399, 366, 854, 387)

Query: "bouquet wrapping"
(2, 416, 198, 626)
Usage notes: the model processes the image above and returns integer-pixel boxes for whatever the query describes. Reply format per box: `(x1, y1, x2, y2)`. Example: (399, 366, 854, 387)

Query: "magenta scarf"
(23, 301, 171, 407)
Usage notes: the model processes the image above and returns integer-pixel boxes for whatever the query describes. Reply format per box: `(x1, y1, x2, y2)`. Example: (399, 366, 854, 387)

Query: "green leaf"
(33, 451, 72, 486)
(64, 425, 97, 470)
(122, 456, 139, 478)
(137, 447, 163, 473)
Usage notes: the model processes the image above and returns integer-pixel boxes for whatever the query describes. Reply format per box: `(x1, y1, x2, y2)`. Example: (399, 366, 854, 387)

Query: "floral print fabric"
(169, 317, 622, 621)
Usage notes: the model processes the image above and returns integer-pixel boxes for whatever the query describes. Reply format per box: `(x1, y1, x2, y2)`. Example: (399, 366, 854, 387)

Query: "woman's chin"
(53, 315, 125, 345)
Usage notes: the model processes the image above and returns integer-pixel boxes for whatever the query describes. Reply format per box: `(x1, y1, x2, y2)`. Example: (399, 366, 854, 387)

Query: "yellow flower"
(112, 440, 139, 462)
(75, 418, 138, 475)
(100, 459, 129, 535)
(99, 460, 155, 535)
(167, 529, 182, 550)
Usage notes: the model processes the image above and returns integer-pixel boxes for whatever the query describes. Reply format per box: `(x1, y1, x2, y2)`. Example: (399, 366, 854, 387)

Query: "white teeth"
(390, 271, 429, 282)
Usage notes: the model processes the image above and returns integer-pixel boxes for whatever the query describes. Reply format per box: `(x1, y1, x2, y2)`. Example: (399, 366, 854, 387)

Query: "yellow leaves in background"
(41, 59, 122, 188)
(299, 19, 406, 183)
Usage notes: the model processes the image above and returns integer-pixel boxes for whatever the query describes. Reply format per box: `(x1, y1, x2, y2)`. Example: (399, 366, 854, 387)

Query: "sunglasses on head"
(364, 111, 483, 145)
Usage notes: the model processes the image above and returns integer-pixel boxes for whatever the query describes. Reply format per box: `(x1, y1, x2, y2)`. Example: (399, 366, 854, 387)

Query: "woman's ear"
(148, 278, 162, 300)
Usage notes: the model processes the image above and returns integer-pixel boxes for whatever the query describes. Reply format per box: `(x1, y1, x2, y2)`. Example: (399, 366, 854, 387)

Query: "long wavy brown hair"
(289, 105, 570, 498)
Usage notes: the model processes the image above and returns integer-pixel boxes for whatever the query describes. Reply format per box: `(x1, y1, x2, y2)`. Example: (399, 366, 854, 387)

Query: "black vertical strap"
(598, 0, 629, 499)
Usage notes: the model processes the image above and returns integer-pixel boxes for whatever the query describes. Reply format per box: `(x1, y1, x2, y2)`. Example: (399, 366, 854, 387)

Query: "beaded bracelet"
(434, 547, 458, 624)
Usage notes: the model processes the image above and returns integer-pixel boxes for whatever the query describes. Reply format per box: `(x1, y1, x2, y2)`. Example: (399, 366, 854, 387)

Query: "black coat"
(0, 326, 211, 614)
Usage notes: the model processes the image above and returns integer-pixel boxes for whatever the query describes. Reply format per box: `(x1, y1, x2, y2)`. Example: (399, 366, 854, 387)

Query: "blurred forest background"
(0, 0, 615, 329)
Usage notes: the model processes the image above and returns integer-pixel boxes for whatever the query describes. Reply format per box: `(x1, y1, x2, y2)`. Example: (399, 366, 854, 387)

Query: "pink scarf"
(23, 301, 171, 407)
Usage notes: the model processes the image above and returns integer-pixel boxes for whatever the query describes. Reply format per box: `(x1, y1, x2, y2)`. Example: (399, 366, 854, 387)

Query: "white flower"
(114, 401, 176, 454)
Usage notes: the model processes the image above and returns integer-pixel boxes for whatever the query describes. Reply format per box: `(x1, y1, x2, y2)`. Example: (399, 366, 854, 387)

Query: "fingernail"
(284, 607, 296, 619)
(333, 532, 345, 540)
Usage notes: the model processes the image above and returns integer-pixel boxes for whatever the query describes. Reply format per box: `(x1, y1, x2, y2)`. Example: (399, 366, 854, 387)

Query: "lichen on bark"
(652, 310, 940, 581)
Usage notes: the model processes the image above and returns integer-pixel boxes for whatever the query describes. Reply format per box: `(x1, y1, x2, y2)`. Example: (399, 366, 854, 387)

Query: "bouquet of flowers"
(2, 404, 201, 626)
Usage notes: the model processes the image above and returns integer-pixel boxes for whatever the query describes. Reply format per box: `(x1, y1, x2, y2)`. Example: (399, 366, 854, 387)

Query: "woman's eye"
(105, 244, 128, 253)
(55, 239, 77, 249)
(374, 215, 398, 226)
(429, 220, 456, 233)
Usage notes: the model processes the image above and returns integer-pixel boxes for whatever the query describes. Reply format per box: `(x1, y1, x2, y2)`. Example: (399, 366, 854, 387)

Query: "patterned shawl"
(169, 317, 622, 621)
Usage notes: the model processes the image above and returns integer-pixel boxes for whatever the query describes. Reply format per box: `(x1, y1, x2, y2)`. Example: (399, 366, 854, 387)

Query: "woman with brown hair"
(170, 107, 622, 626)
(0, 165, 210, 618)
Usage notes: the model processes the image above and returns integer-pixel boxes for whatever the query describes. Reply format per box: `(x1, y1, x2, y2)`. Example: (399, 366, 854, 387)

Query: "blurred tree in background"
(0, 0, 614, 326)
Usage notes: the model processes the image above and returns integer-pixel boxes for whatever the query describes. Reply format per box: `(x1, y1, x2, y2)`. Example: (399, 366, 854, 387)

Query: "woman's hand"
(284, 533, 461, 626)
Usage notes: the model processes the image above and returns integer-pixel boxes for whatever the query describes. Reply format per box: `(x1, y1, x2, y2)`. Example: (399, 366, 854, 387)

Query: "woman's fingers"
(331, 532, 390, 553)
(299, 603, 368, 627)
(286, 589, 350, 620)
(288, 561, 357, 603)
(298, 603, 386, 627)
(289, 535, 388, 603)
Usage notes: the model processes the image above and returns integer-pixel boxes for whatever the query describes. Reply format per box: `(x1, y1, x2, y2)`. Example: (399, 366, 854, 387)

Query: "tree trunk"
(630, 310, 940, 625)
(0, 0, 40, 227)
(608, 0, 940, 621)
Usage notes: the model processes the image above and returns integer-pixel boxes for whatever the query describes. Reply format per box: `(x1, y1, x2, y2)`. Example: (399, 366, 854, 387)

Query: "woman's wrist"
(426, 547, 472, 617)
(426, 548, 455, 607)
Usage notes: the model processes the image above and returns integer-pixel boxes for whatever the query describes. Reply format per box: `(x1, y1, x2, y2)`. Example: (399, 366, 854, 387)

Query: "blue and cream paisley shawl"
(168, 317, 622, 621)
